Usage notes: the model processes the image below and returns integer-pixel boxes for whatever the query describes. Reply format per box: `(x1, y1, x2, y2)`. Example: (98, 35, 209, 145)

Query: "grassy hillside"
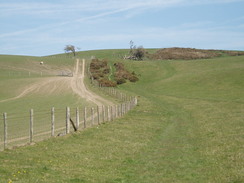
(0, 55, 96, 150)
(0, 50, 243, 182)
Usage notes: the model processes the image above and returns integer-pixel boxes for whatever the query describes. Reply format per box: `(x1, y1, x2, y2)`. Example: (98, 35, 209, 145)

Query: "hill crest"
(148, 47, 244, 60)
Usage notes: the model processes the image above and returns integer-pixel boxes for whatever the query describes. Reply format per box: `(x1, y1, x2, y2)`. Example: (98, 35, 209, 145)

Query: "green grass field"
(0, 50, 243, 182)
(0, 55, 97, 150)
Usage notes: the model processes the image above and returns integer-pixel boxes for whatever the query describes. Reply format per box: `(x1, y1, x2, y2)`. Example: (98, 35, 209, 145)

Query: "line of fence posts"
(1, 59, 138, 150)
(1, 96, 137, 150)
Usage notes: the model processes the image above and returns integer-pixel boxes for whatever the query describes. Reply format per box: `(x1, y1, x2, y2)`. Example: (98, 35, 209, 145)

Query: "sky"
(0, 0, 244, 56)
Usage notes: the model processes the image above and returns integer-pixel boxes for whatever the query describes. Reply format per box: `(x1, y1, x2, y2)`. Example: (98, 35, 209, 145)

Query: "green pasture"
(0, 51, 244, 182)
(0, 55, 88, 113)
(0, 55, 97, 151)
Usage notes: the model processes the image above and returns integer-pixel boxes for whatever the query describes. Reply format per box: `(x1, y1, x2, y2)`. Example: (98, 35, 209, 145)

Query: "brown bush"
(114, 63, 125, 70)
(128, 75, 139, 82)
(90, 58, 108, 70)
(150, 47, 220, 60)
(90, 58, 115, 87)
(116, 78, 126, 85)
(98, 78, 117, 87)
(90, 59, 139, 86)
(148, 47, 244, 60)
(103, 67, 110, 74)
(114, 62, 139, 85)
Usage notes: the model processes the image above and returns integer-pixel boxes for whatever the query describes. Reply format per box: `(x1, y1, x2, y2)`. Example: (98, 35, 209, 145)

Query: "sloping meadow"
(0, 50, 243, 182)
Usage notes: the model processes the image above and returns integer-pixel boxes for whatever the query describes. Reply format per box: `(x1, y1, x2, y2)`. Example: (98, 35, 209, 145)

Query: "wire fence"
(0, 58, 138, 151)
(0, 70, 73, 78)
(0, 96, 137, 151)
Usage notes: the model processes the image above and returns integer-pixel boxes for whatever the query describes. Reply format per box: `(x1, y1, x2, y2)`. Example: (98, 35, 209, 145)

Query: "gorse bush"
(98, 78, 117, 87)
(90, 58, 117, 87)
(90, 59, 139, 87)
(114, 62, 139, 84)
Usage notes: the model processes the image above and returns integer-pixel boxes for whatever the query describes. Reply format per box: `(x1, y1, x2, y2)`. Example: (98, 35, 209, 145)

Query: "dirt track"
(70, 59, 113, 106)
(0, 59, 113, 106)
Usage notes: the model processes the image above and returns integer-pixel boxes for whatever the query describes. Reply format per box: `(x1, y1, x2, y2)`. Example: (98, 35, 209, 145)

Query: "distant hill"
(148, 47, 244, 60)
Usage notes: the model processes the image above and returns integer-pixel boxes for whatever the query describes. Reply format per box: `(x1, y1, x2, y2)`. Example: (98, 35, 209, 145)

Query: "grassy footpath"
(0, 52, 243, 182)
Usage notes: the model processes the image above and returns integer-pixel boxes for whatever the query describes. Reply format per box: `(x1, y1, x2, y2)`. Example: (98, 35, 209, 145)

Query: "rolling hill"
(0, 49, 243, 182)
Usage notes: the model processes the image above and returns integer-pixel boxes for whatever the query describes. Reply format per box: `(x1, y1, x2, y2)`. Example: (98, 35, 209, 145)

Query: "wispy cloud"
(1, 0, 244, 55)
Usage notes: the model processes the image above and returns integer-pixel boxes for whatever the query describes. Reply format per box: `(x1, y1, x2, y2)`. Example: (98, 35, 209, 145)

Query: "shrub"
(99, 79, 117, 87)
(116, 78, 126, 85)
(128, 75, 139, 82)
(114, 62, 139, 85)
(103, 67, 110, 74)
(90, 58, 108, 70)
(133, 46, 145, 60)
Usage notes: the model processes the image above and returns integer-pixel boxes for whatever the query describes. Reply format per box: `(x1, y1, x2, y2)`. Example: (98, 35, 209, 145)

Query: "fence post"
(123, 102, 126, 115)
(102, 105, 105, 123)
(51, 107, 55, 137)
(76, 107, 79, 130)
(110, 106, 113, 121)
(91, 107, 94, 126)
(119, 104, 121, 117)
(97, 106, 100, 125)
(66, 107, 70, 134)
(30, 109, 33, 143)
(3, 113, 7, 150)
(127, 101, 130, 112)
(114, 105, 117, 119)
(84, 107, 87, 128)
(107, 106, 110, 122)
(121, 103, 124, 116)
(117, 104, 120, 118)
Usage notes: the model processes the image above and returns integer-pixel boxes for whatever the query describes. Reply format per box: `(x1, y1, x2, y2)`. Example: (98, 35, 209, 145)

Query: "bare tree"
(126, 41, 145, 60)
(133, 46, 145, 60)
(129, 40, 134, 55)
(64, 45, 76, 56)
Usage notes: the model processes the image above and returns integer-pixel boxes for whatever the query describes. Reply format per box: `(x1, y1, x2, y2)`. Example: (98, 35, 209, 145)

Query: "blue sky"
(0, 0, 244, 56)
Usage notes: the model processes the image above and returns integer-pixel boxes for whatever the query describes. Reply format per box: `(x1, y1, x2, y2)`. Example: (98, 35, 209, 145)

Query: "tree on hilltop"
(64, 45, 76, 56)
(126, 40, 145, 60)
(133, 46, 145, 60)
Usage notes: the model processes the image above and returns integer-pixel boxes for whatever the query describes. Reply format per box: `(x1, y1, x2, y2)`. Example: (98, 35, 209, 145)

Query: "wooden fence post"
(102, 105, 105, 123)
(118, 104, 121, 117)
(30, 109, 34, 143)
(51, 107, 55, 137)
(107, 106, 110, 122)
(66, 107, 70, 134)
(3, 113, 7, 150)
(115, 105, 117, 119)
(97, 106, 100, 125)
(121, 103, 124, 116)
(91, 107, 94, 126)
(127, 101, 130, 112)
(84, 107, 87, 128)
(117, 104, 120, 118)
(110, 106, 113, 121)
(76, 107, 79, 130)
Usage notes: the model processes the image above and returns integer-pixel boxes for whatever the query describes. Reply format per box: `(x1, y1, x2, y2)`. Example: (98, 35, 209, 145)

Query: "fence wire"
(1, 96, 137, 151)
(0, 60, 138, 151)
